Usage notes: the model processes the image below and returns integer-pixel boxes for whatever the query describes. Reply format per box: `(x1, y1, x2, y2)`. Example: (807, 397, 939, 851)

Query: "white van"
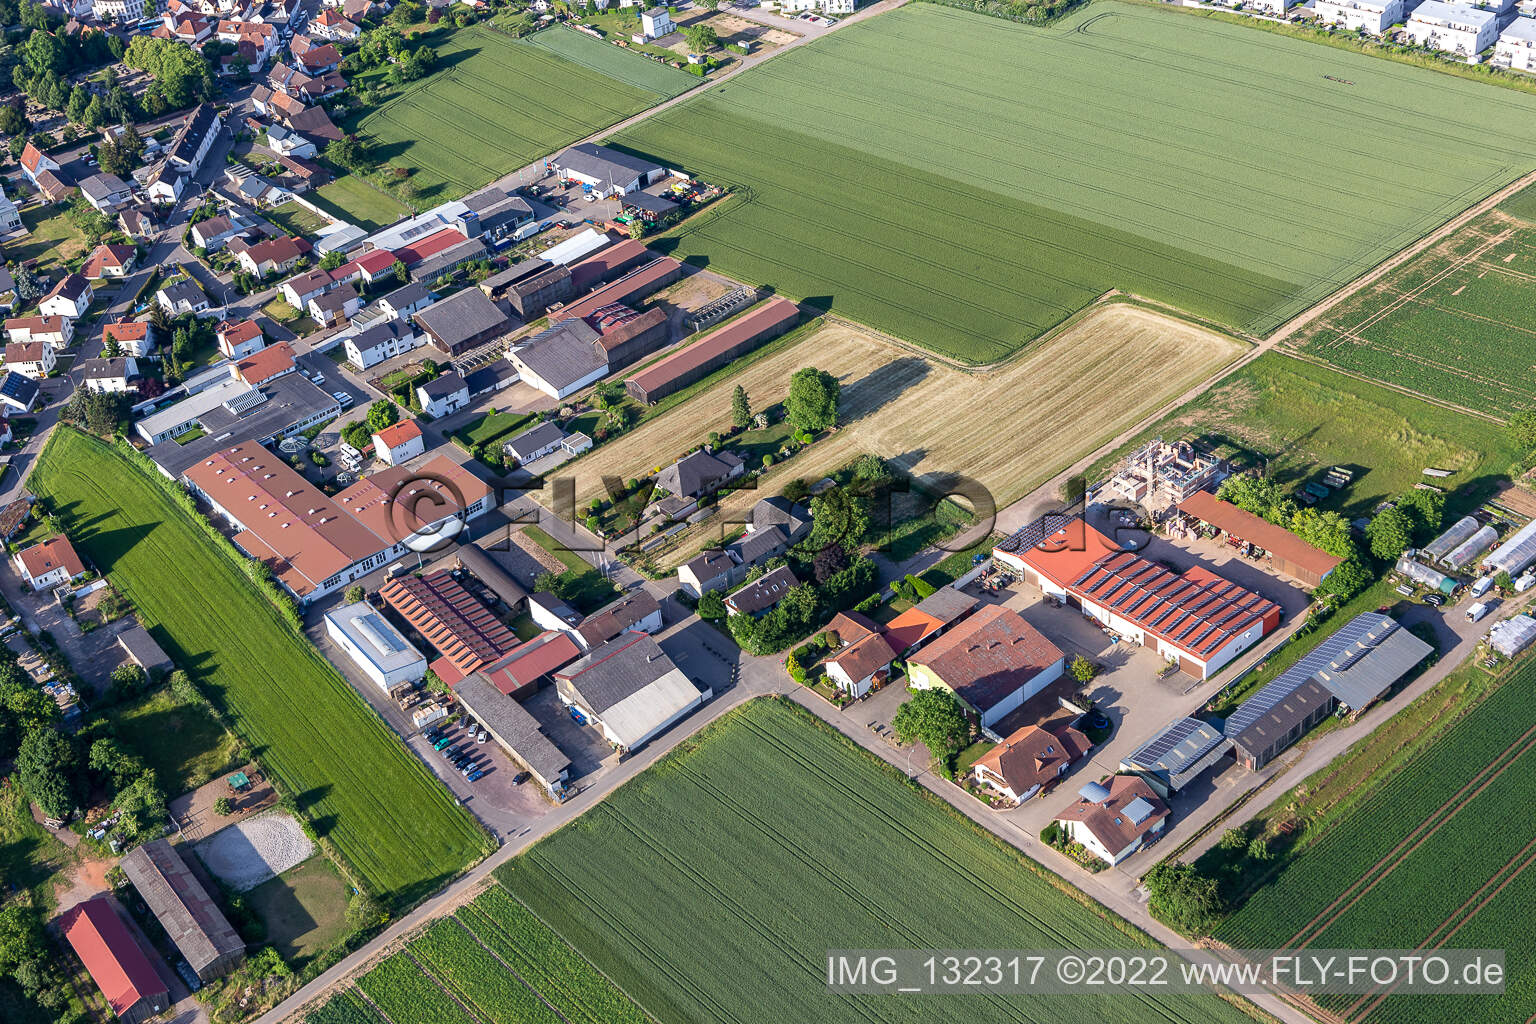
(1470, 575, 1495, 598)
(1467, 602, 1490, 623)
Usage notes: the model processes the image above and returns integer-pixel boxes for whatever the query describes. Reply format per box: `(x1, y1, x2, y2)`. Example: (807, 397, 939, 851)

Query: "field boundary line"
(401, 948, 488, 1024)
(1327, 227, 1512, 339)
(441, 910, 579, 1024)
(1280, 351, 1505, 424)
(1288, 724, 1536, 949)
(349, 986, 398, 1024)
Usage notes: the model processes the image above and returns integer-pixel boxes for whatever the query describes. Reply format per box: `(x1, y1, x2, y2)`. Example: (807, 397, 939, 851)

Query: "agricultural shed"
(569, 238, 652, 292)
(554, 632, 708, 753)
(414, 287, 513, 355)
(625, 297, 800, 404)
(538, 227, 615, 266)
(1119, 717, 1231, 798)
(1177, 490, 1343, 587)
(479, 630, 582, 699)
(452, 673, 571, 795)
(453, 542, 529, 610)
(560, 257, 682, 321)
(116, 625, 173, 675)
(1489, 614, 1536, 657)
(120, 839, 246, 982)
(1422, 515, 1480, 563)
(1484, 516, 1536, 577)
(59, 898, 170, 1024)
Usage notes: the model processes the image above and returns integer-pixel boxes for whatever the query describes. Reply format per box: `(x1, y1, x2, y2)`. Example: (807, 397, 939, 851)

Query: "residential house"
(19, 142, 61, 188)
(215, 19, 278, 67)
(15, 536, 88, 590)
(165, 104, 223, 177)
(337, 248, 399, 288)
(343, 319, 425, 369)
(40, 274, 93, 320)
(290, 36, 342, 72)
(651, 447, 745, 514)
(724, 565, 799, 616)
(639, 6, 673, 38)
(417, 372, 469, 419)
(502, 421, 567, 467)
(372, 419, 425, 465)
(264, 122, 317, 159)
(552, 143, 665, 197)
(572, 589, 663, 650)
(119, 207, 155, 241)
(0, 371, 40, 412)
(120, 840, 245, 983)
(883, 587, 978, 656)
(4, 341, 56, 378)
(233, 340, 297, 385)
(0, 185, 22, 234)
(1406, 0, 1497, 56)
(79, 356, 139, 394)
(378, 281, 432, 319)
(59, 899, 170, 1024)
(79, 172, 133, 212)
(146, 162, 185, 205)
(677, 549, 736, 598)
(82, 243, 137, 281)
(1054, 776, 1169, 866)
(311, 7, 360, 37)
(157, 277, 214, 316)
(906, 605, 1066, 730)
(102, 320, 156, 358)
(821, 611, 895, 698)
(33, 169, 75, 205)
(972, 721, 1091, 804)
(5, 315, 73, 350)
(308, 282, 361, 327)
(1495, 16, 1536, 69)
(191, 214, 242, 250)
(216, 319, 265, 359)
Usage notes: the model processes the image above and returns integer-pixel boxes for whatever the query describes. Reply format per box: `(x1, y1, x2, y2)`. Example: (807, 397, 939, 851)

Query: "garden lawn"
(614, 2, 1536, 362)
(354, 25, 695, 202)
(27, 429, 490, 906)
(246, 857, 351, 967)
(1093, 353, 1520, 522)
(11, 203, 89, 274)
(312, 177, 412, 232)
(1290, 186, 1536, 417)
(263, 201, 332, 239)
(496, 698, 1266, 1024)
(103, 684, 242, 795)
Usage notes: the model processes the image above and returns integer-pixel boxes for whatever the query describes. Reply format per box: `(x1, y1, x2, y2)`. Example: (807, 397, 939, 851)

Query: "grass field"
(494, 698, 1262, 1024)
(27, 430, 491, 906)
(1097, 353, 1521, 521)
(103, 683, 242, 796)
(1212, 657, 1536, 1024)
(12, 203, 89, 275)
(612, 2, 1536, 362)
(1289, 184, 1536, 417)
(564, 305, 1244, 564)
(246, 857, 350, 967)
(311, 177, 412, 232)
(307, 884, 647, 1024)
(355, 26, 696, 201)
(264, 201, 332, 240)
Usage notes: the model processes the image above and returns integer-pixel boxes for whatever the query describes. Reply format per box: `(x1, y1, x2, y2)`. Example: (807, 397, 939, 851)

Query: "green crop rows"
(612, 2, 1536, 363)
(1216, 659, 1536, 1024)
(305, 990, 384, 1024)
(357, 953, 476, 1024)
(408, 918, 564, 1024)
(27, 430, 490, 906)
(496, 698, 1262, 1024)
(1294, 201, 1536, 417)
(356, 26, 694, 201)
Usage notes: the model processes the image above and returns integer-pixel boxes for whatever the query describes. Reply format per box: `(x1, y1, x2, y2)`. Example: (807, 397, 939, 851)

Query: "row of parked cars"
(424, 722, 532, 786)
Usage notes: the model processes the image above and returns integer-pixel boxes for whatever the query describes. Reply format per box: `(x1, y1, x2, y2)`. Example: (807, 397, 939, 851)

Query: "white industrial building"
(1311, 0, 1411, 34)
(1494, 17, 1536, 70)
(324, 601, 426, 689)
(1406, 0, 1498, 57)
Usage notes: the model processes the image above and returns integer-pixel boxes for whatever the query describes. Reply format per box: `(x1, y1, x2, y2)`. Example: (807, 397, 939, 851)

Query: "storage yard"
(563, 304, 1242, 562)
(1290, 186, 1536, 417)
(612, 2, 1536, 362)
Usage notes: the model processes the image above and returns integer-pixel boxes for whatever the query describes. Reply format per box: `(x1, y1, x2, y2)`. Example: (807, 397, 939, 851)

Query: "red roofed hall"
(478, 629, 582, 699)
(995, 516, 1280, 680)
(1176, 489, 1345, 588)
(59, 897, 170, 1024)
(625, 297, 799, 405)
(395, 227, 467, 266)
(560, 257, 683, 321)
(380, 569, 519, 681)
(907, 605, 1066, 729)
(234, 340, 296, 384)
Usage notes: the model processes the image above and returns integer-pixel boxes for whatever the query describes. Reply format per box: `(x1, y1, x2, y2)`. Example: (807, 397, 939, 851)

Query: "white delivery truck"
(1467, 602, 1490, 623)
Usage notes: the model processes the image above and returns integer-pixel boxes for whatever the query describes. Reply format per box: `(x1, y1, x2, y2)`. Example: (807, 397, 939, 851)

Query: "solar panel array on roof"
(1071, 552, 1274, 659)
(995, 512, 1073, 554)
(1124, 717, 1228, 777)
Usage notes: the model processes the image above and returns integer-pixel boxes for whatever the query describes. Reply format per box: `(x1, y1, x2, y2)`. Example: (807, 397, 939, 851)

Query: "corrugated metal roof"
(1485, 517, 1536, 576)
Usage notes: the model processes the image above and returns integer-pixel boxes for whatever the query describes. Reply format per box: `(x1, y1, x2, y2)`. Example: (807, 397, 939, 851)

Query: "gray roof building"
(120, 839, 244, 981)
(553, 143, 663, 194)
(452, 674, 571, 794)
(454, 541, 528, 611)
(912, 586, 978, 625)
(749, 496, 812, 542)
(575, 589, 660, 648)
(554, 632, 706, 752)
(379, 281, 432, 315)
(656, 448, 744, 500)
(116, 625, 173, 675)
(1119, 717, 1232, 797)
(413, 287, 511, 355)
(418, 371, 467, 402)
(410, 236, 488, 284)
(503, 420, 566, 464)
(725, 565, 799, 616)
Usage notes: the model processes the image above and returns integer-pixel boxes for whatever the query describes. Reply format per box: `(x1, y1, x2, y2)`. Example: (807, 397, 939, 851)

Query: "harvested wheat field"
(563, 305, 1243, 561)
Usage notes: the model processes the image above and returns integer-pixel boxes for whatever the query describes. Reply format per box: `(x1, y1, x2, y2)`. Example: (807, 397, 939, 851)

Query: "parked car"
(466, 769, 484, 783)
(512, 771, 531, 786)
(1425, 592, 1445, 607)
(432, 736, 452, 751)
(477, 730, 488, 743)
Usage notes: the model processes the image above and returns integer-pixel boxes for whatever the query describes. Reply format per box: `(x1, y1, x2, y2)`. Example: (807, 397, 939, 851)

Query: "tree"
(1069, 654, 1097, 684)
(730, 384, 751, 430)
(1366, 506, 1414, 561)
(342, 421, 372, 451)
(892, 689, 970, 770)
(16, 727, 75, 819)
(1511, 408, 1536, 454)
(392, 258, 408, 284)
(344, 584, 366, 604)
(61, 389, 127, 436)
(0, 102, 27, 137)
(0, 678, 59, 760)
(808, 486, 869, 552)
(1144, 861, 1224, 936)
(786, 366, 839, 434)
(812, 541, 848, 583)
(12, 264, 43, 304)
(1397, 488, 1444, 541)
(364, 399, 398, 434)
(1496, 570, 1515, 594)
(682, 23, 718, 51)
(214, 795, 235, 816)
(697, 590, 726, 621)
(1315, 556, 1373, 602)
(319, 250, 344, 271)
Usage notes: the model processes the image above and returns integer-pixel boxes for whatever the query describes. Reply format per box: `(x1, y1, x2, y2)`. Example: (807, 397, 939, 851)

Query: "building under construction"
(1096, 438, 1228, 512)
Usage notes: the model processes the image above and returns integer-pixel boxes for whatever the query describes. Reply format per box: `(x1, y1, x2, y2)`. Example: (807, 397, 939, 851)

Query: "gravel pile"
(195, 811, 315, 891)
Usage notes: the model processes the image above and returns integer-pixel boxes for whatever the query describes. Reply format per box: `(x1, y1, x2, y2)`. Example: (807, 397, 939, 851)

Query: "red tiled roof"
(974, 722, 1091, 796)
(5, 315, 68, 337)
(218, 319, 262, 346)
(909, 605, 1063, 714)
(244, 235, 311, 267)
(627, 298, 797, 397)
(6, 341, 47, 362)
(568, 238, 648, 291)
(350, 248, 398, 276)
(479, 630, 581, 695)
(1177, 490, 1344, 581)
(333, 457, 492, 543)
(381, 570, 518, 676)
(373, 419, 422, 450)
(103, 320, 150, 343)
(561, 257, 682, 321)
(17, 536, 85, 581)
(20, 142, 45, 173)
(395, 227, 466, 266)
(59, 898, 167, 1019)
(83, 244, 135, 278)
(997, 519, 1124, 588)
(1069, 551, 1279, 661)
(1055, 774, 1168, 856)
(883, 606, 947, 655)
(235, 340, 295, 384)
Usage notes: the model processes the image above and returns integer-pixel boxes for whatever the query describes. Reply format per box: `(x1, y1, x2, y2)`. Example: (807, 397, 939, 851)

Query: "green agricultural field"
(495, 698, 1265, 1024)
(1094, 353, 1520, 521)
(1290, 185, 1536, 417)
(27, 429, 491, 906)
(1213, 657, 1536, 1024)
(312, 176, 412, 232)
(355, 25, 695, 202)
(613, 2, 1536, 363)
